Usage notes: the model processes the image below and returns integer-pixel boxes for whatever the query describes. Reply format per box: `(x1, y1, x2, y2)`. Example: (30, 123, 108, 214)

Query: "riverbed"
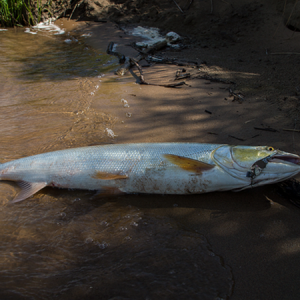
(0, 20, 300, 300)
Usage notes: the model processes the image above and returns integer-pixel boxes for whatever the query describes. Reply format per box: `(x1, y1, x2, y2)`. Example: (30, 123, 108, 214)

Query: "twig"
(254, 127, 279, 132)
(107, 41, 186, 87)
(196, 74, 235, 84)
(131, 59, 185, 88)
(131, 58, 146, 83)
(283, 128, 300, 132)
(186, 0, 193, 10)
(147, 56, 200, 67)
(69, 3, 78, 20)
(228, 135, 245, 141)
(251, 134, 260, 138)
(173, 0, 184, 14)
(285, 0, 299, 28)
(175, 69, 190, 80)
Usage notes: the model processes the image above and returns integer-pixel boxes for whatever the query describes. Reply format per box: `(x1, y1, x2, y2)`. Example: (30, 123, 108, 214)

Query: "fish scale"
(0, 143, 299, 203)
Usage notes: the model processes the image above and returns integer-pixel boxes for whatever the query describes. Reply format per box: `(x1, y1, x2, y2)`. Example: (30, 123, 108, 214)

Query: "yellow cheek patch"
(92, 171, 128, 180)
(163, 154, 215, 174)
(232, 148, 272, 163)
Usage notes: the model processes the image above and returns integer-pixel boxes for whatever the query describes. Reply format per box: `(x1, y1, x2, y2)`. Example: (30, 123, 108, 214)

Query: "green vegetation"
(0, 0, 53, 27)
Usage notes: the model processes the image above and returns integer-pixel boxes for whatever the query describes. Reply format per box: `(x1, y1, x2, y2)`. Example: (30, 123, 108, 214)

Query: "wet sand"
(0, 17, 300, 299)
(61, 19, 300, 299)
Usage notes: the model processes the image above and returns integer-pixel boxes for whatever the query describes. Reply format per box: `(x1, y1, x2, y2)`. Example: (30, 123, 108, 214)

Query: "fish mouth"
(271, 155, 300, 165)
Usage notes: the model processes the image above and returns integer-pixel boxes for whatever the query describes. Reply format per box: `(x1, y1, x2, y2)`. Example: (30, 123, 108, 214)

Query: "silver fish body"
(0, 143, 299, 202)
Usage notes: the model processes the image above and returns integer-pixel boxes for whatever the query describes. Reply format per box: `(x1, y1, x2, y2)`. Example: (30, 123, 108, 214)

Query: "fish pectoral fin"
(92, 171, 128, 180)
(163, 154, 215, 174)
(11, 181, 48, 203)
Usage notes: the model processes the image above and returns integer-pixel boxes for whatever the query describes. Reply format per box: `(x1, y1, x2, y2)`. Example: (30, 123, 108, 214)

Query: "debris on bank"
(105, 128, 117, 138)
(106, 26, 196, 88)
(123, 26, 181, 50)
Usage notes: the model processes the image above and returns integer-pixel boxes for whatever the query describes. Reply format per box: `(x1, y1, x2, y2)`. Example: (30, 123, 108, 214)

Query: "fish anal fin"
(11, 181, 48, 203)
(163, 154, 215, 174)
(92, 171, 128, 180)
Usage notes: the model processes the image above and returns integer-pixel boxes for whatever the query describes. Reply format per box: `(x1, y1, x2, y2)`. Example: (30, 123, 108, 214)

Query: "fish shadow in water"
(3, 182, 296, 213)
(91, 186, 276, 213)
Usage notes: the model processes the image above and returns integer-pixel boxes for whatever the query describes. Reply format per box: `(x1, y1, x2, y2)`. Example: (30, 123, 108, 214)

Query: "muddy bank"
(52, 0, 300, 122)
(24, 0, 300, 123)
(54, 14, 300, 299)
(1, 1, 300, 299)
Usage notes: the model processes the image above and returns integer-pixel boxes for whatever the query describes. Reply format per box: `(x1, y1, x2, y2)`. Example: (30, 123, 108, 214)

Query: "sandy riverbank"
(52, 7, 300, 298)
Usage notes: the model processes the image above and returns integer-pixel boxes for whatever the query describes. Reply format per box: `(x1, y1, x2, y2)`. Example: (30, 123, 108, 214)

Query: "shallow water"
(0, 26, 233, 299)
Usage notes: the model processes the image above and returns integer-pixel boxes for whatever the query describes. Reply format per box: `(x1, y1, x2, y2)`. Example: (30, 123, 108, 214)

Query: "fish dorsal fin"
(92, 171, 128, 180)
(163, 154, 215, 174)
(11, 181, 48, 203)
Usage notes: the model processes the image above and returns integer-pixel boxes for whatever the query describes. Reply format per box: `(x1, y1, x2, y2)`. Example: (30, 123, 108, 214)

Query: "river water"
(0, 24, 233, 299)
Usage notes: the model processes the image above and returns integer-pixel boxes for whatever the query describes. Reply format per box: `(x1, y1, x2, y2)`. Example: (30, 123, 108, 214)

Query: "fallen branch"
(147, 56, 200, 68)
(283, 128, 300, 132)
(107, 40, 169, 76)
(254, 127, 279, 132)
(228, 135, 245, 141)
(69, 3, 78, 20)
(175, 68, 190, 80)
(131, 59, 185, 88)
(107, 41, 188, 87)
(251, 134, 260, 138)
(185, 0, 193, 10)
(196, 74, 235, 84)
(173, 0, 184, 14)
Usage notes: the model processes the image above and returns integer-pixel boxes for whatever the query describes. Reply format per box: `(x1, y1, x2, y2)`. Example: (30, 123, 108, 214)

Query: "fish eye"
(267, 146, 274, 151)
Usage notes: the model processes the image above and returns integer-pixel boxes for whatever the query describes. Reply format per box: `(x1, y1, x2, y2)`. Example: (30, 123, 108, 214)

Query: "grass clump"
(0, 0, 31, 26)
(0, 0, 53, 27)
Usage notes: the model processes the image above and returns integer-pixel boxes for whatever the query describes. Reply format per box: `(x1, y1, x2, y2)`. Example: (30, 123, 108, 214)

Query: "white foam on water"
(33, 18, 65, 35)
(0, 29, 8, 31)
(24, 28, 37, 35)
(24, 18, 65, 35)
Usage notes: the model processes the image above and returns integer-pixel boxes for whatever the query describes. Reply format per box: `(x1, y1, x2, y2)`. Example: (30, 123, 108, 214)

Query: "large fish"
(0, 143, 299, 203)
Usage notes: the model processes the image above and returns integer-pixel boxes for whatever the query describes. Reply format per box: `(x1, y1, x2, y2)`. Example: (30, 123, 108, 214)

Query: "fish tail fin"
(11, 181, 48, 203)
(0, 163, 5, 180)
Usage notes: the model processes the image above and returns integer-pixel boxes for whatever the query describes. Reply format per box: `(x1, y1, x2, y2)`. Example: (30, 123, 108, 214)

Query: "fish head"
(213, 145, 300, 188)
